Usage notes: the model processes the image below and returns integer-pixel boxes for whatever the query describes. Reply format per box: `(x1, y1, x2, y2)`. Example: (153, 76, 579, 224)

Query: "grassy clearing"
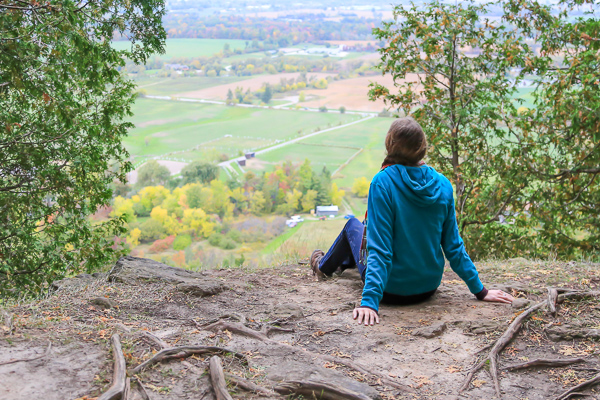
(261, 224, 302, 255)
(124, 98, 355, 161)
(263, 219, 347, 265)
(112, 38, 250, 59)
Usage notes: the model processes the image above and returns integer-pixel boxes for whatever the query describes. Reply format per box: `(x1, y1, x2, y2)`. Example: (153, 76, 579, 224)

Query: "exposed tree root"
(274, 380, 373, 400)
(1, 309, 13, 333)
(209, 356, 234, 400)
(504, 358, 585, 371)
(98, 334, 127, 400)
(130, 345, 248, 374)
(114, 323, 169, 350)
(555, 371, 600, 400)
(224, 372, 279, 397)
(0, 341, 51, 366)
(204, 320, 415, 393)
(132, 377, 150, 400)
(460, 290, 600, 398)
(548, 288, 558, 317)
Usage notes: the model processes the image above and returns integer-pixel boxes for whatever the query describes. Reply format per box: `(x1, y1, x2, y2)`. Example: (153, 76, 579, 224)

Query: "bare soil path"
(1, 258, 599, 399)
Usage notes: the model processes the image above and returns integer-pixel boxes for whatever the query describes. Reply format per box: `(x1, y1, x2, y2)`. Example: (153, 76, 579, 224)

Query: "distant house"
(164, 64, 189, 71)
(244, 152, 256, 159)
(237, 159, 246, 167)
(316, 205, 339, 217)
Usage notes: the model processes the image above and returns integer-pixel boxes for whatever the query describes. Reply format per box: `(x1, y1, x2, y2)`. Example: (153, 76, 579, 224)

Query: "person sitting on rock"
(310, 117, 514, 326)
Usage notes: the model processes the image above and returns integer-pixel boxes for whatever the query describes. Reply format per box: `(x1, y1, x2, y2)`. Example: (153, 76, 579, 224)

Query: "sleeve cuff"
(357, 305, 379, 314)
(475, 287, 488, 301)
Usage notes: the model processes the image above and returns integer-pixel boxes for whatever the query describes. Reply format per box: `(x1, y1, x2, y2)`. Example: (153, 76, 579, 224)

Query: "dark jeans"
(318, 217, 436, 306)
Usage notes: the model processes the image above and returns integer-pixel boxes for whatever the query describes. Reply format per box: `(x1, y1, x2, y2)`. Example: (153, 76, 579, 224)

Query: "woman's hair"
(382, 117, 428, 167)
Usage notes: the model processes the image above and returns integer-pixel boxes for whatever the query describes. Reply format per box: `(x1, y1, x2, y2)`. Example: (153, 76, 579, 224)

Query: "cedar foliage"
(0, 0, 166, 296)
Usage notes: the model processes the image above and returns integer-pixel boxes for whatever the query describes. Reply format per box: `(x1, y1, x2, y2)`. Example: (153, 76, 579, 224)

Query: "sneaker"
(310, 249, 326, 281)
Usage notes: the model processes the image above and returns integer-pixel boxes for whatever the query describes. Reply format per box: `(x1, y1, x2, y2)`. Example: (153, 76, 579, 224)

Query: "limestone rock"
(51, 273, 105, 291)
(265, 360, 380, 399)
(107, 257, 225, 297)
(546, 325, 600, 342)
(454, 319, 506, 335)
(511, 298, 534, 310)
(90, 297, 117, 309)
(176, 282, 224, 297)
(412, 322, 446, 338)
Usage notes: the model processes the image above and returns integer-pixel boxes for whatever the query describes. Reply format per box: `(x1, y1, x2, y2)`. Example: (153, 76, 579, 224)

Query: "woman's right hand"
(483, 289, 515, 304)
(353, 307, 380, 326)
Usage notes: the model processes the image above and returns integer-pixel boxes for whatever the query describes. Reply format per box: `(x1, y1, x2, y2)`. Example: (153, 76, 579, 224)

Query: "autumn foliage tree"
(370, 0, 599, 259)
(0, 0, 166, 296)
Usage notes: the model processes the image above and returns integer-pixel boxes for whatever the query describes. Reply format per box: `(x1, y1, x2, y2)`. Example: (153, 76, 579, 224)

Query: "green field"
(258, 142, 358, 169)
(112, 38, 250, 59)
(137, 75, 253, 97)
(124, 98, 356, 162)
(243, 116, 391, 186)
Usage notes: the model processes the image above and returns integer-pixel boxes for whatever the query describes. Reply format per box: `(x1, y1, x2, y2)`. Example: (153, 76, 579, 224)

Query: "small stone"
(511, 298, 534, 310)
(90, 297, 117, 309)
(272, 303, 304, 318)
(412, 322, 447, 338)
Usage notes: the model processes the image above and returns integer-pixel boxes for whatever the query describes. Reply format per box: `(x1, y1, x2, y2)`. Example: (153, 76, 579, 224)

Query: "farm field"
(124, 98, 357, 163)
(176, 72, 336, 101)
(244, 116, 391, 185)
(254, 142, 359, 171)
(136, 75, 254, 97)
(112, 38, 250, 59)
(302, 74, 400, 112)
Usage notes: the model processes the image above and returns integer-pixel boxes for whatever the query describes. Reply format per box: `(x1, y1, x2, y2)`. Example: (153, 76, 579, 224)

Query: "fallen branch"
(505, 358, 585, 371)
(460, 290, 600, 397)
(98, 334, 127, 400)
(548, 288, 558, 317)
(209, 356, 234, 400)
(555, 371, 600, 400)
(0, 341, 52, 366)
(130, 345, 247, 374)
(224, 373, 278, 397)
(204, 320, 414, 393)
(274, 380, 372, 400)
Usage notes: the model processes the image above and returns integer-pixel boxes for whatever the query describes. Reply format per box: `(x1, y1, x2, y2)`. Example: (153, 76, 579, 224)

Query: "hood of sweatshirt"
(384, 164, 442, 206)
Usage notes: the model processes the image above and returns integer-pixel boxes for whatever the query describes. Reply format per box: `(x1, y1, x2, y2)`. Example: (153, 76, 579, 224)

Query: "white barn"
(316, 205, 339, 217)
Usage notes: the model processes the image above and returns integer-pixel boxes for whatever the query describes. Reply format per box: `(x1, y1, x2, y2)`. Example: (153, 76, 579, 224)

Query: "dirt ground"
(1, 258, 599, 400)
(302, 74, 424, 112)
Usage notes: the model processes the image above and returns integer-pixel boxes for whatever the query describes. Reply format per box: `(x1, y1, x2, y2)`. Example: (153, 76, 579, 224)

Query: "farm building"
(316, 205, 339, 217)
(164, 64, 189, 71)
(237, 159, 246, 167)
(244, 152, 256, 159)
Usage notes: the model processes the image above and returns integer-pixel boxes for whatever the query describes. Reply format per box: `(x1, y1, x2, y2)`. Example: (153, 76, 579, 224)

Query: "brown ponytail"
(382, 117, 427, 167)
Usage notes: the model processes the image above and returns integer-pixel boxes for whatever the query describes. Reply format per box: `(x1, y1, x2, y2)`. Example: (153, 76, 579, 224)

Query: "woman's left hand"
(483, 289, 515, 304)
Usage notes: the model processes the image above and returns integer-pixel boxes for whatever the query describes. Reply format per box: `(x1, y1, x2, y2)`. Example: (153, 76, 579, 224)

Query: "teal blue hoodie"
(361, 164, 484, 312)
